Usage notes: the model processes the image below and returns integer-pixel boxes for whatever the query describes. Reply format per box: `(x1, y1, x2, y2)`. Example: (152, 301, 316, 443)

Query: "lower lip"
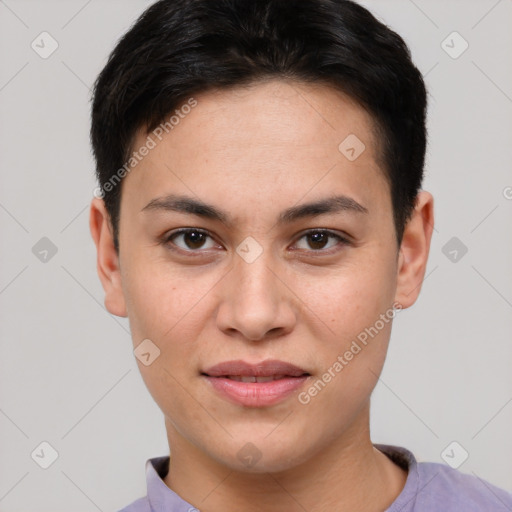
(203, 375, 309, 407)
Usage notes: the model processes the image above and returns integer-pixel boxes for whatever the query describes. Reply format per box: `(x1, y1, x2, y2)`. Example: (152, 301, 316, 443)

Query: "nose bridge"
(216, 237, 295, 340)
(233, 238, 279, 308)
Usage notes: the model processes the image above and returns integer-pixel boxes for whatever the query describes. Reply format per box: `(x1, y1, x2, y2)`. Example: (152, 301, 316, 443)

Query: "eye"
(292, 229, 350, 252)
(164, 228, 218, 252)
(162, 228, 350, 256)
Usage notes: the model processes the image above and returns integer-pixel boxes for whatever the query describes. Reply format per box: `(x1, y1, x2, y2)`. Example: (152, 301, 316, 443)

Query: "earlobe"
(394, 190, 434, 309)
(89, 198, 127, 317)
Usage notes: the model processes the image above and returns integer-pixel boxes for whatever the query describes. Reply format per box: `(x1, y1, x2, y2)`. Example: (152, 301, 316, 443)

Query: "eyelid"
(162, 227, 351, 255)
(162, 227, 220, 254)
(291, 228, 351, 252)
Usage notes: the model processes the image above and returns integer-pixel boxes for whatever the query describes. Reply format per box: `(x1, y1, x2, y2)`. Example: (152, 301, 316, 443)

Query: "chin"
(211, 430, 313, 474)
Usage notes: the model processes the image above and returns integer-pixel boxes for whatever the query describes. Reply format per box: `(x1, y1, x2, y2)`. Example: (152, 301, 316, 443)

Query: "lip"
(202, 359, 310, 407)
(203, 359, 309, 378)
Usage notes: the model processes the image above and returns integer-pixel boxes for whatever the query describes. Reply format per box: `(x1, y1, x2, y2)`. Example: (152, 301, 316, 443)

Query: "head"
(90, 0, 433, 473)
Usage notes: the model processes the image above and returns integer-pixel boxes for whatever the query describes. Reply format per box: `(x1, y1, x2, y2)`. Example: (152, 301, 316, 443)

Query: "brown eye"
(306, 232, 329, 250)
(294, 230, 349, 252)
(165, 229, 216, 251)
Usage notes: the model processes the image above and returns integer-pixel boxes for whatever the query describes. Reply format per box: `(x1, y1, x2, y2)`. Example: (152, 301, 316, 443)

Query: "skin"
(90, 79, 434, 511)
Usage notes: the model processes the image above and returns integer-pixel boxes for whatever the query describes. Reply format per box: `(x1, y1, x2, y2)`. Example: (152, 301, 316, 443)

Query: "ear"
(89, 198, 127, 317)
(394, 190, 434, 309)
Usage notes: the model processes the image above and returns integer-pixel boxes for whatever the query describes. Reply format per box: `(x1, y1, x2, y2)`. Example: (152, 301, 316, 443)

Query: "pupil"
(309, 232, 327, 249)
(185, 231, 205, 249)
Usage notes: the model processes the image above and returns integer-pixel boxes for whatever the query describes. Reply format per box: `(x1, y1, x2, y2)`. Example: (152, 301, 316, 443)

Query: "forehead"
(169, 79, 379, 156)
(123, 79, 389, 218)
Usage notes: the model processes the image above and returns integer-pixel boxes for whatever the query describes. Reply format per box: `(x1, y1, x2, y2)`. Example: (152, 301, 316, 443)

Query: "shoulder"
(375, 444, 512, 512)
(414, 460, 512, 510)
(116, 496, 150, 512)
(116, 455, 173, 512)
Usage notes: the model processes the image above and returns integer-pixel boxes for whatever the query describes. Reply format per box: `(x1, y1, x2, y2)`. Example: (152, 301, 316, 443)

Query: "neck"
(163, 406, 407, 512)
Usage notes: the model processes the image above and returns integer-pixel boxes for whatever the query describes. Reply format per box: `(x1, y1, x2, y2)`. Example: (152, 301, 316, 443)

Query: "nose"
(215, 245, 297, 342)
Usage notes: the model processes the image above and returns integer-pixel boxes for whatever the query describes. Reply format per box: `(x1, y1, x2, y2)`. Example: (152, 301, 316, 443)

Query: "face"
(91, 79, 433, 473)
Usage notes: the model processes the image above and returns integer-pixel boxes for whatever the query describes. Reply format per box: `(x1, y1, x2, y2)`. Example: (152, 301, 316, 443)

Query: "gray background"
(0, 0, 511, 510)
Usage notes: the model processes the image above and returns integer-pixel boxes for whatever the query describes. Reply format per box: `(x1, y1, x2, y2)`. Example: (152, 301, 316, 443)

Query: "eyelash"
(162, 228, 351, 256)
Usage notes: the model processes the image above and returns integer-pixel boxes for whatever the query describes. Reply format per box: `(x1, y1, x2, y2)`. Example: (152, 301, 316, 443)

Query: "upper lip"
(202, 359, 310, 377)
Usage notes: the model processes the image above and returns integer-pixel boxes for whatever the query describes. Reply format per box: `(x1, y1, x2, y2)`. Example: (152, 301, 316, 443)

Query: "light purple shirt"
(118, 444, 512, 511)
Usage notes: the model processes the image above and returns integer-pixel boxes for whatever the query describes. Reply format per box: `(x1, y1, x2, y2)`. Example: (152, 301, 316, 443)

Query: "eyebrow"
(141, 193, 369, 226)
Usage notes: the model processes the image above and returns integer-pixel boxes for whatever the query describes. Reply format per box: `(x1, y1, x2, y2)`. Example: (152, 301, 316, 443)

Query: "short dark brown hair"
(90, 0, 428, 251)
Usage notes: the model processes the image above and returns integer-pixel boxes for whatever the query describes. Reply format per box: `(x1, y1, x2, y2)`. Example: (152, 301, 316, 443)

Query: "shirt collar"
(145, 456, 197, 511)
(144, 444, 419, 512)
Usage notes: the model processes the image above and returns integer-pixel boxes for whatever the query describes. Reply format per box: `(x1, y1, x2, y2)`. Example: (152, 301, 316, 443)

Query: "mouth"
(201, 359, 311, 407)
(216, 375, 304, 382)
(202, 359, 310, 379)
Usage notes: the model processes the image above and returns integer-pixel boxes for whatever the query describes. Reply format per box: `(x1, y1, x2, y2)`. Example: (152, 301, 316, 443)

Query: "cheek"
(295, 253, 397, 340)
(121, 254, 220, 345)
(121, 262, 214, 417)
(295, 269, 395, 419)
(289, 253, 397, 405)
